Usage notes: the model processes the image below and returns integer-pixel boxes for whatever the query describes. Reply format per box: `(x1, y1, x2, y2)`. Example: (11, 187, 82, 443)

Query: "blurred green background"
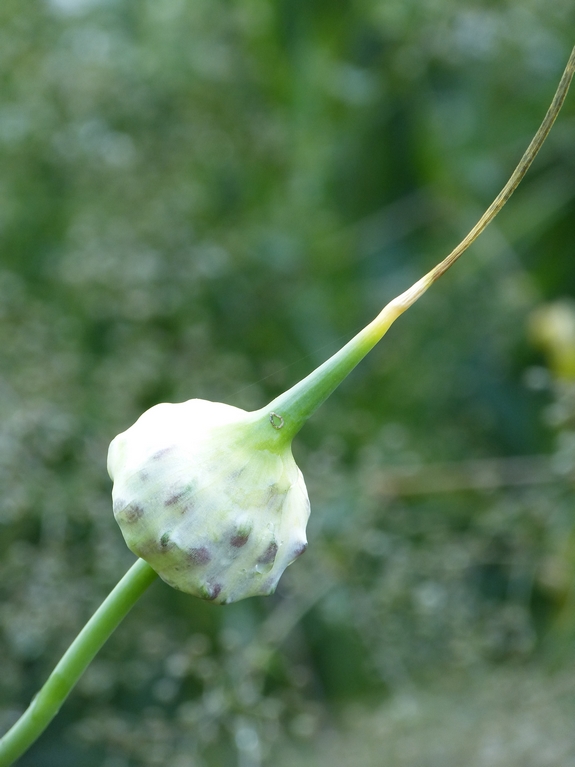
(1, 1, 575, 765)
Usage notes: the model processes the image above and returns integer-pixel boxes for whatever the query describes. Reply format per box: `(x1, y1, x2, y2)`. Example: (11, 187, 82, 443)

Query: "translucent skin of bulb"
(108, 399, 309, 604)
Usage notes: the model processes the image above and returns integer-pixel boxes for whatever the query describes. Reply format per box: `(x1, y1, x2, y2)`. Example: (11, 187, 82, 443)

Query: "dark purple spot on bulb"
(259, 541, 278, 565)
(231, 532, 250, 548)
(201, 582, 222, 601)
(188, 547, 211, 565)
(292, 541, 308, 559)
(165, 491, 184, 507)
(152, 446, 175, 461)
(118, 503, 145, 523)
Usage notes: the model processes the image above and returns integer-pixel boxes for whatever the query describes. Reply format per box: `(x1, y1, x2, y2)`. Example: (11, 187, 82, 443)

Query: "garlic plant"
(0, 46, 573, 767)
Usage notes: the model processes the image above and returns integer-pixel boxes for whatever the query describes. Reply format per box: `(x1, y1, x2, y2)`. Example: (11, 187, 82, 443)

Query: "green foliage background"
(1, 1, 575, 765)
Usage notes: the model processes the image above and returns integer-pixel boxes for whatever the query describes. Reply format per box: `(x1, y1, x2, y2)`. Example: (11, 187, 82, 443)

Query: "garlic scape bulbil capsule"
(108, 45, 575, 605)
(108, 400, 309, 605)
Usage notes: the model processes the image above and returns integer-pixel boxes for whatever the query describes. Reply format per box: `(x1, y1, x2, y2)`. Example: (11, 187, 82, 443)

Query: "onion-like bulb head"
(108, 400, 309, 604)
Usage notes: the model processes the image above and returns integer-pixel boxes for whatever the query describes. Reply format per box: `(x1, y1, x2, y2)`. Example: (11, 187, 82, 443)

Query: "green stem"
(261, 274, 430, 441)
(0, 558, 158, 767)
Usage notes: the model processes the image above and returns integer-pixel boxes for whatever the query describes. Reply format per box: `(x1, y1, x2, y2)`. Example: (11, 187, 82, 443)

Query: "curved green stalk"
(0, 559, 157, 767)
